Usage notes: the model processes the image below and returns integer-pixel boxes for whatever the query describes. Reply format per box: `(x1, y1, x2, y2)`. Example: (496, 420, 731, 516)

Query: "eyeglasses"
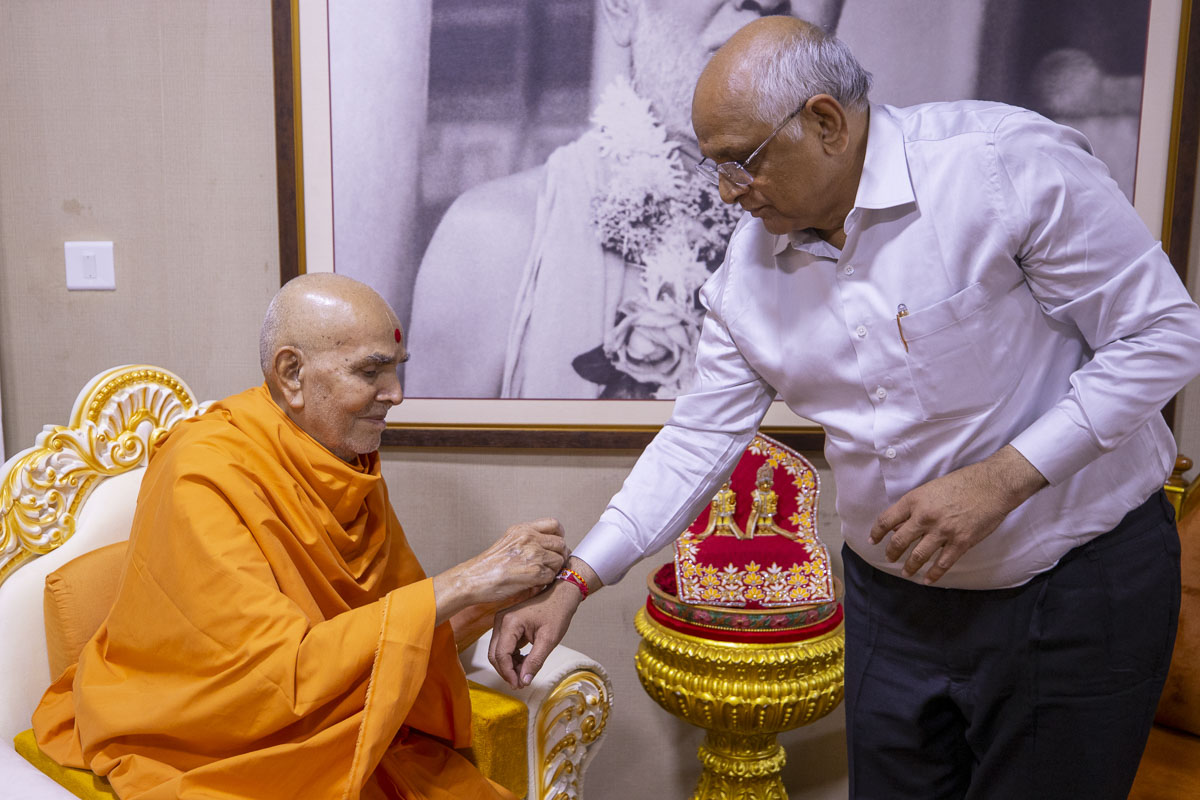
(695, 97, 811, 188)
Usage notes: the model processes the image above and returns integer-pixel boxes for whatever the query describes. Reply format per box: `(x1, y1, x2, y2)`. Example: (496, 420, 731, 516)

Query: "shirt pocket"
(902, 279, 1028, 420)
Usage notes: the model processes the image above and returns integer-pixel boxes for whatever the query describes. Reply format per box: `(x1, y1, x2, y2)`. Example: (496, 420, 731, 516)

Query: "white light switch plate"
(65, 241, 115, 290)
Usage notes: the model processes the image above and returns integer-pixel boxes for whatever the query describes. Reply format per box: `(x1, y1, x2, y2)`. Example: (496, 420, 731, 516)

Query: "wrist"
(432, 568, 473, 625)
(551, 572, 588, 608)
(566, 556, 603, 591)
(555, 567, 590, 601)
(991, 445, 1048, 509)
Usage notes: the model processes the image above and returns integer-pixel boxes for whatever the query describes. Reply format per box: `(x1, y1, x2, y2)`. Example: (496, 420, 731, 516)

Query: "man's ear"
(599, 0, 638, 48)
(808, 94, 850, 155)
(273, 347, 305, 410)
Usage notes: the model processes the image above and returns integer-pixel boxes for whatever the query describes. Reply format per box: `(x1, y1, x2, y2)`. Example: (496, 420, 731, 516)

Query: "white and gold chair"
(0, 365, 611, 800)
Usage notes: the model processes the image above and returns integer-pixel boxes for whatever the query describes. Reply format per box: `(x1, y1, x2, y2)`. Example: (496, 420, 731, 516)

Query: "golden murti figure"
(745, 461, 796, 541)
(634, 434, 844, 800)
(694, 480, 745, 540)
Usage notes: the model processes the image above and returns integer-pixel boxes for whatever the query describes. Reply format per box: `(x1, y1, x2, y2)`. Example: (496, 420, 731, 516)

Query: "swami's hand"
(433, 518, 568, 626)
(488, 557, 600, 689)
(868, 445, 1047, 585)
(449, 587, 541, 652)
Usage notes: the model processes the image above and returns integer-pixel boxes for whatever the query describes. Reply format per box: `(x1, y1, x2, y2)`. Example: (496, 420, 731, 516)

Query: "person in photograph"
(406, 0, 845, 400)
(490, 17, 1200, 799)
(975, 0, 1149, 198)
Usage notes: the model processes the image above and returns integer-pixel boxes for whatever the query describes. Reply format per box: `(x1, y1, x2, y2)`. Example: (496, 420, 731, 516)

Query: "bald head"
(601, 0, 846, 138)
(694, 15, 871, 134)
(259, 273, 398, 380)
(260, 273, 406, 461)
(703, 16, 818, 93)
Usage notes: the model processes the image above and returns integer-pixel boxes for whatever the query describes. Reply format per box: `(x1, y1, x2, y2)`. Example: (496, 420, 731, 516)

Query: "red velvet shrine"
(672, 434, 836, 609)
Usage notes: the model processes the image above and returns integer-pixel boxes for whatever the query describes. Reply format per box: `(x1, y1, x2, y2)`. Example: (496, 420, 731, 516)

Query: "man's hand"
(488, 557, 601, 689)
(432, 518, 568, 627)
(868, 445, 1047, 584)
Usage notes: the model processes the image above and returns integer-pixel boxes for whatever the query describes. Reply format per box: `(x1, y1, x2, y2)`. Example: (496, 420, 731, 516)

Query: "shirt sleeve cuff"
(572, 519, 647, 587)
(1009, 405, 1105, 486)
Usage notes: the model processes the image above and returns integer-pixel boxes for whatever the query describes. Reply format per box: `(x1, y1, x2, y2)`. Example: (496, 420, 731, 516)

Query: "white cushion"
(0, 746, 76, 799)
(0, 468, 143, 739)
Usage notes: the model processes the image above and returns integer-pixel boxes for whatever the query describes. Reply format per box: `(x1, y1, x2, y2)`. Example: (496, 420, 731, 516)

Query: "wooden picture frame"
(272, 0, 1197, 449)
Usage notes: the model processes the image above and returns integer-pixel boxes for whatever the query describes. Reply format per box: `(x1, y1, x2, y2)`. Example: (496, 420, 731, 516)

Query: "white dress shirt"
(573, 101, 1200, 591)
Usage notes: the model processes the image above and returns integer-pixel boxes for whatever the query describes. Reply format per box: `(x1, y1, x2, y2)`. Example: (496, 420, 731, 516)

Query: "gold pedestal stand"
(634, 608, 844, 800)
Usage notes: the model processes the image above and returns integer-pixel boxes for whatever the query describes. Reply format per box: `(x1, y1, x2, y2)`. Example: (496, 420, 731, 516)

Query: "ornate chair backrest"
(0, 366, 206, 739)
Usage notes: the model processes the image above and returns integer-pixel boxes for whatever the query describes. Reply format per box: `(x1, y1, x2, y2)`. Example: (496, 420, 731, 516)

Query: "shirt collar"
(776, 230, 841, 259)
(774, 104, 915, 256)
(853, 104, 916, 212)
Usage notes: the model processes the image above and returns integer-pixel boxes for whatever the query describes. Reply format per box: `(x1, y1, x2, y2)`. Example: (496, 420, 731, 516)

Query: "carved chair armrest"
(462, 631, 613, 800)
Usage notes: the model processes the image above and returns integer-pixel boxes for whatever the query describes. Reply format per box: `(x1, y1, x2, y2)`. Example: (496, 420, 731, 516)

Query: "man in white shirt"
(491, 16, 1200, 798)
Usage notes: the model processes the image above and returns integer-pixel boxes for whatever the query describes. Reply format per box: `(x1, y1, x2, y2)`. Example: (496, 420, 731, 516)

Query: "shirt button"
(856, 325, 867, 338)
(885, 447, 897, 459)
(875, 386, 887, 400)
(843, 265, 855, 275)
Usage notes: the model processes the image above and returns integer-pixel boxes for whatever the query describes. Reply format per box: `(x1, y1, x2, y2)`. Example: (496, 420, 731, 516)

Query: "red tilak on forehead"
(394, 328, 402, 343)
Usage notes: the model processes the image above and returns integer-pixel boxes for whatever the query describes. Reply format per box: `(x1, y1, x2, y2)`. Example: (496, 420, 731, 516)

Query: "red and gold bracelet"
(556, 567, 590, 599)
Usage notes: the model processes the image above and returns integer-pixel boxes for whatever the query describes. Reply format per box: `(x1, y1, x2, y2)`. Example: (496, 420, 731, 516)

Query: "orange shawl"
(33, 385, 510, 800)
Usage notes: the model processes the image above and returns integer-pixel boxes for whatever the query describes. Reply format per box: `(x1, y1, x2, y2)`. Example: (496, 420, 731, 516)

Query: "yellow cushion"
(43, 542, 127, 678)
(13, 729, 118, 800)
(466, 681, 529, 799)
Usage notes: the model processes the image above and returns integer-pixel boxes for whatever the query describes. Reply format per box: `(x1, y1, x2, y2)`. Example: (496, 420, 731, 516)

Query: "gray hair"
(258, 290, 284, 376)
(748, 27, 872, 126)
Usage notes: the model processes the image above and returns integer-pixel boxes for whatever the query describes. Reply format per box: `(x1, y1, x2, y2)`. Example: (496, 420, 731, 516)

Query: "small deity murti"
(745, 462, 798, 541)
(695, 480, 743, 540)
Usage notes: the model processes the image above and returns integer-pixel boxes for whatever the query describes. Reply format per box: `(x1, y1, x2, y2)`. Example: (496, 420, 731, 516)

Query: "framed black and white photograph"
(273, 0, 1196, 447)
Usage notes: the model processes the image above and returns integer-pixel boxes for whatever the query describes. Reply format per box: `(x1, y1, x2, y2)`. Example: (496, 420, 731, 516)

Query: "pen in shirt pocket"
(896, 303, 909, 352)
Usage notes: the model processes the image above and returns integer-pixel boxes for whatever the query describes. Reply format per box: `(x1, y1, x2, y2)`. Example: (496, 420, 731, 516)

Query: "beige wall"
(0, 2, 1197, 799)
(0, 1, 279, 449)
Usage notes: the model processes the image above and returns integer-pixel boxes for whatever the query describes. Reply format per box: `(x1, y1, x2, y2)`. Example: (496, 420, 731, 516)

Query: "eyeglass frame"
(695, 97, 812, 188)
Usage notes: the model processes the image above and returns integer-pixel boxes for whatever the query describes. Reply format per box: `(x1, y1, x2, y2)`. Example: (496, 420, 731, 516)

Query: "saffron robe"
(32, 385, 513, 800)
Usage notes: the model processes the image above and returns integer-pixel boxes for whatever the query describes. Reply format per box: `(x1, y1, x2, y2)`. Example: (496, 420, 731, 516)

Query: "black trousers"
(843, 490, 1180, 800)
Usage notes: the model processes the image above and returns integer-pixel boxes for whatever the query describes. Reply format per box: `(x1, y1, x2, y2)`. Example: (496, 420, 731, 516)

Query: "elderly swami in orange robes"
(32, 274, 567, 799)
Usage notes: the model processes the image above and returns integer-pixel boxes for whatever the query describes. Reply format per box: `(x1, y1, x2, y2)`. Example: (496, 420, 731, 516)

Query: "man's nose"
(718, 178, 751, 205)
(733, 0, 792, 15)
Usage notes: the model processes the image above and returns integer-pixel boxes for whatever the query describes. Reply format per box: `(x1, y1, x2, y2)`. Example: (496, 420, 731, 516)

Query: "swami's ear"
(272, 347, 305, 410)
(599, 0, 639, 48)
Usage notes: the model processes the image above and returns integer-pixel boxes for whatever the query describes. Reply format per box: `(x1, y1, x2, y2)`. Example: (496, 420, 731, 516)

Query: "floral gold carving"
(0, 366, 205, 588)
(536, 669, 611, 800)
(634, 608, 844, 799)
